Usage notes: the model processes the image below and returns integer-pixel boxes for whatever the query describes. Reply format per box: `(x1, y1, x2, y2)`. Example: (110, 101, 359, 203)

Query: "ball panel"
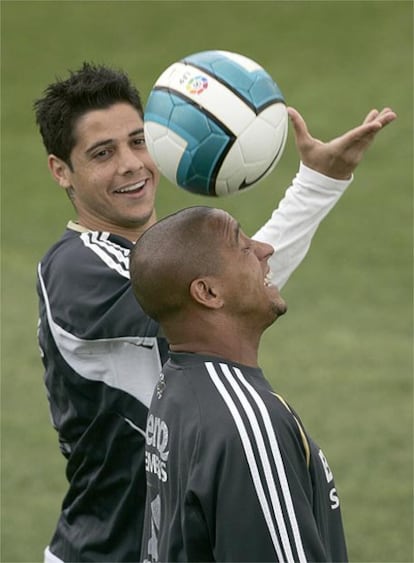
(215, 104, 288, 194)
(144, 122, 186, 184)
(258, 103, 288, 127)
(149, 62, 255, 137)
(178, 132, 233, 196)
(214, 143, 245, 197)
(214, 50, 263, 72)
(145, 89, 236, 196)
(182, 50, 285, 111)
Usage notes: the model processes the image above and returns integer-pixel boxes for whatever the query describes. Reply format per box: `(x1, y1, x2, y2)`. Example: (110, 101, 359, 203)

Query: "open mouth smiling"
(114, 179, 147, 194)
(264, 270, 273, 287)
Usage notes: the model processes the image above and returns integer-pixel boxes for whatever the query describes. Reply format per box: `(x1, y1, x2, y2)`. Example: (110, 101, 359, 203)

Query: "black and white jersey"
(37, 225, 169, 562)
(141, 353, 348, 563)
(37, 165, 352, 562)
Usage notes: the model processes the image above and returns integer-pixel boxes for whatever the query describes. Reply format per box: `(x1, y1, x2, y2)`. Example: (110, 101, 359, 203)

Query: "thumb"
(287, 106, 312, 147)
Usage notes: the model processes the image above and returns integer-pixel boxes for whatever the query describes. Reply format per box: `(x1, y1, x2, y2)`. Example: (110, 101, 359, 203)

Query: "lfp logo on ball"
(186, 75, 208, 95)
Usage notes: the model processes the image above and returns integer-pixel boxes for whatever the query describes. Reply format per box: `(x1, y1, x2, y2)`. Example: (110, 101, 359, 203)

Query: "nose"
(255, 240, 274, 261)
(118, 145, 144, 175)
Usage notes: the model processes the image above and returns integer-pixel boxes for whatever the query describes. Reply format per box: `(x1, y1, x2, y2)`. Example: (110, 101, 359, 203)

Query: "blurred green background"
(1, 1, 412, 561)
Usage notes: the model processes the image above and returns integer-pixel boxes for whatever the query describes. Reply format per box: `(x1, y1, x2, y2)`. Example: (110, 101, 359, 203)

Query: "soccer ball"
(144, 50, 288, 197)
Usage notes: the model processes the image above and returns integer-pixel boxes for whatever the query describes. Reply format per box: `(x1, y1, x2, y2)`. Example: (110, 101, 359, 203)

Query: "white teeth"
(117, 181, 146, 193)
(264, 271, 273, 286)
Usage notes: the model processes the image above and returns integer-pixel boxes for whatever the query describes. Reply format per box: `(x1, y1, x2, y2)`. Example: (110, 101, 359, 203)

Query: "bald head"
(130, 206, 226, 322)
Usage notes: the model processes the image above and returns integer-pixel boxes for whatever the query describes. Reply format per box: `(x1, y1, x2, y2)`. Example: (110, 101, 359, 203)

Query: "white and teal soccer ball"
(144, 50, 288, 197)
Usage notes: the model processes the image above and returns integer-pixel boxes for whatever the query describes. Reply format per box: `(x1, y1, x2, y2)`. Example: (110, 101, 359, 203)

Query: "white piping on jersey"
(205, 361, 307, 563)
(38, 263, 161, 407)
(223, 364, 297, 563)
(80, 231, 130, 279)
(44, 546, 65, 563)
(205, 362, 285, 562)
(124, 416, 146, 437)
(274, 392, 311, 468)
(233, 367, 307, 563)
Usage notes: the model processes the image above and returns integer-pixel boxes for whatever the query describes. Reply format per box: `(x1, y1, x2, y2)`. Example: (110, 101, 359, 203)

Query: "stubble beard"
(269, 297, 288, 325)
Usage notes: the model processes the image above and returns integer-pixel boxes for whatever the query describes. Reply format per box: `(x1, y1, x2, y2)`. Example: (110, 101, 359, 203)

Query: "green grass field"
(1, 1, 412, 561)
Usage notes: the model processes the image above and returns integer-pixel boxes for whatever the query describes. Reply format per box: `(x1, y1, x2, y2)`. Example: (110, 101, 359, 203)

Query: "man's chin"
(278, 301, 288, 316)
(122, 209, 156, 229)
(261, 300, 287, 331)
(272, 299, 288, 320)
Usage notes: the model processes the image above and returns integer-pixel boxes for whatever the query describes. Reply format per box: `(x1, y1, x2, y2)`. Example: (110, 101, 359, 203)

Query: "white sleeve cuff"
(297, 162, 353, 192)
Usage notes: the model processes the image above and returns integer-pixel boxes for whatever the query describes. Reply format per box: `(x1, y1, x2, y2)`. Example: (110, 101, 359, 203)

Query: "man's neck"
(166, 316, 262, 368)
(170, 342, 260, 368)
(70, 214, 156, 243)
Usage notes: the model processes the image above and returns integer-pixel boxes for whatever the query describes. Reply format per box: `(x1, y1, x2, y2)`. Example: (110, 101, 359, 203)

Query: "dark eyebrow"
(130, 128, 144, 137)
(85, 128, 144, 156)
(85, 139, 113, 156)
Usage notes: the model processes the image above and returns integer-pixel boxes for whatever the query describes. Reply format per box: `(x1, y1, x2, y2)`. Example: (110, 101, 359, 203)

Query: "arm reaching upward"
(253, 107, 397, 288)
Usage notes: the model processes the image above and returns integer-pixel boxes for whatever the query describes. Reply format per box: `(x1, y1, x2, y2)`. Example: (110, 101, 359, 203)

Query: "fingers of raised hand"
(363, 107, 397, 127)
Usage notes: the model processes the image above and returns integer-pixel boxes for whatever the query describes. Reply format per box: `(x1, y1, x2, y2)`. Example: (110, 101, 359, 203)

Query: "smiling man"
(34, 62, 396, 563)
(130, 206, 345, 562)
(47, 102, 159, 239)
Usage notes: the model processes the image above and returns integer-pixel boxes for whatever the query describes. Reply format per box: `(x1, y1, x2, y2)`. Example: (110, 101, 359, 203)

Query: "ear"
(189, 278, 223, 310)
(48, 154, 72, 190)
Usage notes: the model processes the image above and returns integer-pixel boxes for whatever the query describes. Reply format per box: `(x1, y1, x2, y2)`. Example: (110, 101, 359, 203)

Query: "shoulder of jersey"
(46, 230, 132, 280)
(78, 231, 131, 279)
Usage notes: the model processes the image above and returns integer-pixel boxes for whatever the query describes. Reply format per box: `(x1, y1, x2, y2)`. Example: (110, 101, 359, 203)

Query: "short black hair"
(130, 207, 221, 322)
(34, 62, 144, 166)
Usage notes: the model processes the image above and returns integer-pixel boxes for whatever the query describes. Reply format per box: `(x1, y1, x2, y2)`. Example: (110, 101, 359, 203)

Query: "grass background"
(1, 1, 412, 561)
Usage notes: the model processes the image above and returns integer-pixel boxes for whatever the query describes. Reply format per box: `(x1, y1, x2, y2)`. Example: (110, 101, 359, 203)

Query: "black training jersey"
(141, 352, 348, 562)
(38, 166, 352, 562)
(37, 225, 168, 562)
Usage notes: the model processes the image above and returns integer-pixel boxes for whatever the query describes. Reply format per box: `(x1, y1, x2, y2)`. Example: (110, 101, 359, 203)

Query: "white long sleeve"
(253, 163, 353, 289)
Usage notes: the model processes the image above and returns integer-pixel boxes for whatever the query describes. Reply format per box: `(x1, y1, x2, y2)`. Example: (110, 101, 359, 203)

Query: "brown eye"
(133, 137, 146, 147)
(93, 147, 113, 160)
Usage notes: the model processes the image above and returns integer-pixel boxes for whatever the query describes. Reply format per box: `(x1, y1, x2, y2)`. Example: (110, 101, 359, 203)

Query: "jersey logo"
(318, 449, 340, 510)
(156, 373, 166, 399)
(145, 414, 169, 483)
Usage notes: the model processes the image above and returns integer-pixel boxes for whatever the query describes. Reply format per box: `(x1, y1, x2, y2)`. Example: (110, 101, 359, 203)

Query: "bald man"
(130, 206, 348, 562)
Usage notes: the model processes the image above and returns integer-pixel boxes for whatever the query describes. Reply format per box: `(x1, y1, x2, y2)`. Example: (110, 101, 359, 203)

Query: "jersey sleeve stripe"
(233, 367, 307, 563)
(80, 232, 130, 279)
(218, 363, 297, 563)
(205, 361, 285, 561)
(123, 416, 146, 437)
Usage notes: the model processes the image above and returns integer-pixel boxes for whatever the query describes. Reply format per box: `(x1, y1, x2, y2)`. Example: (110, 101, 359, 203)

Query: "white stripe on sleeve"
(233, 366, 307, 563)
(206, 361, 308, 563)
(205, 361, 285, 562)
(220, 363, 296, 563)
(80, 232, 130, 278)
